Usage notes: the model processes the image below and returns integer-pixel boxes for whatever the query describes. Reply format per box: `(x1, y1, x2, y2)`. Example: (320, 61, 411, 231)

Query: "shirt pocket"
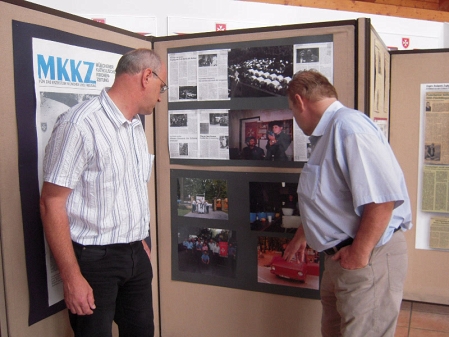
(298, 163, 320, 201)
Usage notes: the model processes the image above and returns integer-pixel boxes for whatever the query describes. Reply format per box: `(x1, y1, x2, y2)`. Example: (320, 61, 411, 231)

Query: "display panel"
(171, 169, 322, 299)
(12, 20, 133, 325)
(167, 34, 333, 166)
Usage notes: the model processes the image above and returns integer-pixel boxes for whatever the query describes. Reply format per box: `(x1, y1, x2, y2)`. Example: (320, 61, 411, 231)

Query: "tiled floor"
(395, 300, 449, 337)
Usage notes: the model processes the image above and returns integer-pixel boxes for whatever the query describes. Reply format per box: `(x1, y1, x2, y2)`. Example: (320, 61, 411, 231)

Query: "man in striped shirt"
(40, 48, 167, 337)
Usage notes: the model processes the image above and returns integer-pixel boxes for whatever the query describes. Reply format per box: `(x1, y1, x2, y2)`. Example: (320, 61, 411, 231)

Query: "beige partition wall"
(0, 1, 157, 336)
(390, 50, 449, 305)
(153, 20, 365, 337)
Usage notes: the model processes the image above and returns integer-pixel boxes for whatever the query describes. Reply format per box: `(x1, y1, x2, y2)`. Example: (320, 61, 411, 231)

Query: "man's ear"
(294, 93, 305, 112)
(141, 68, 152, 87)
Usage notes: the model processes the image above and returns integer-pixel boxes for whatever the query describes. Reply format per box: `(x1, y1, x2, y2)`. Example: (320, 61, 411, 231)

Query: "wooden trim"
(241, 0, 449, 22)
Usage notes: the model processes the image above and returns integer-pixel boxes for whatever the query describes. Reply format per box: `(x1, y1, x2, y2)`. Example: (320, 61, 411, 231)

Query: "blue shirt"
(297, 101, 412, 251)
(43, 89, 154, 245)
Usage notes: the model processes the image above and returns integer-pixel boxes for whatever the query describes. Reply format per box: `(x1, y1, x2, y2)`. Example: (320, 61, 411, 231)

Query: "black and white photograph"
(210, 112, 228, 126)
(177, 226, 237, 278)
(170, 113, 188, 127)
(179, 143, 189, 156)
(228, 45, 293, 98)
(198, 53, 218, 67)
(296, 47, 319, 63)
(257, 236, 319, 290)
(425, 143, 441, 162)
(179, 85, 197, 99)
(177, 177, 228, 220)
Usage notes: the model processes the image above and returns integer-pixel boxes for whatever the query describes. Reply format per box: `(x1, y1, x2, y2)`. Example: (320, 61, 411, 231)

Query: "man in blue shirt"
(283, 70, 412, 337)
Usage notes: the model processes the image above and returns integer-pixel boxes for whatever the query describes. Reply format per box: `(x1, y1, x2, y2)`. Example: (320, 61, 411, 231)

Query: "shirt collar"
(310, 100, 343, 139)
(99, 88, 141, 128)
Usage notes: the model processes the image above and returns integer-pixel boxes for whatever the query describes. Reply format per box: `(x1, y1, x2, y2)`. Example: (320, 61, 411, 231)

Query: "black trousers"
(70, 240, 154, 337)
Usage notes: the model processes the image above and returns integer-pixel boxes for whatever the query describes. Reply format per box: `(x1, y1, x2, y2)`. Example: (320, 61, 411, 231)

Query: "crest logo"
(216, 23, 226, 31)
(402, 38, 410, 49)
(41, 123, 47, 132)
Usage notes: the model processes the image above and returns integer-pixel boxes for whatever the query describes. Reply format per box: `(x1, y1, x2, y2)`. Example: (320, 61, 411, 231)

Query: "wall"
(26, 0, 446, 49)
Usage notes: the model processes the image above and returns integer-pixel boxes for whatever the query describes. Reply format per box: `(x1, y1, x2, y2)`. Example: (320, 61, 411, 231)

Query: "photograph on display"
(228, 109, 300, 161)
(177, 177, 228, 220)
(177, 226, 237, 278)
(249, 181, 300, 232)
(228, 45, 293, 98)
(257, 236, 319, 290)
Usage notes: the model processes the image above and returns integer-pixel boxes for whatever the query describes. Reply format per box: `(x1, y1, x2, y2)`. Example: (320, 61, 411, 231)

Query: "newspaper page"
(293, 42, 333, 82)
(422, 166, 449, 213)
(168, 49, 229, 102)
(416, 83, 449, 249)
(429, 217, 449, 250)
(424, 86, 449, 165)
(421, 84, 449, 214)
(371, 32, 390, 139)
(293, 123, 310, 162)
(292, 42, 333, 161)
(169, 109, 229, 159)
(33, 38, 122, 305)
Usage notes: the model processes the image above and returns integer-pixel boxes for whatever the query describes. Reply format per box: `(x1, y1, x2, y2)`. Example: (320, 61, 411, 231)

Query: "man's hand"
(63, 273, 95, 315)
(331, 201, 395, 270)
(331, 245, 369, 270)
(283, 226, 307, 262)
(142, 239, 151, 260)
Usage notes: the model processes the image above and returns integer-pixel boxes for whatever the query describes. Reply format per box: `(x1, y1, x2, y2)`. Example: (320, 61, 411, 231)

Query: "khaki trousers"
(320, 231, 407, 337)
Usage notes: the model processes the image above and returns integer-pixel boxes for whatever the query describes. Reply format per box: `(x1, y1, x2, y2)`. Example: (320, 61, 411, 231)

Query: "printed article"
(429, 217, 449, 249)
(421, 84, 449, 214)
(169, 109, 229, 159)
(424, 88, 449, 165)
(168, 50, 229, 102)
(293, 42, 333, 82)
(33, 38, 122, 305)
(422, 166, 449, 213)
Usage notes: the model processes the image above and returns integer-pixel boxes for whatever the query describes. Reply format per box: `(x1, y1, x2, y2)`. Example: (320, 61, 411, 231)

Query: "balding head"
(115, 48, 162, 77)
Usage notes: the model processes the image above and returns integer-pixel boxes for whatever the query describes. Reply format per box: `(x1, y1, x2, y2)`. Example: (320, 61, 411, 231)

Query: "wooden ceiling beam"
(240, 0, 449, 21)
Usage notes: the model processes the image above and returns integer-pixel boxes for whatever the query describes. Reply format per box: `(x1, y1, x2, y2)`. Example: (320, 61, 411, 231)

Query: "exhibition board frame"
(390, 48, 449, 305)
(0, 1, 158, 336)
(152, 18, 369, 337)
(3, 0, 448, 336)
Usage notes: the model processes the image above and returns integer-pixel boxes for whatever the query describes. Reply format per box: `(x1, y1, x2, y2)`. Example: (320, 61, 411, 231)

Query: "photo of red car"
(269, 256, 307, 282)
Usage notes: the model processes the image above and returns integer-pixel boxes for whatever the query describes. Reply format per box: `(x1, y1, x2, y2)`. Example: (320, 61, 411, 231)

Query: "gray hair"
(115, 48, 162, 76)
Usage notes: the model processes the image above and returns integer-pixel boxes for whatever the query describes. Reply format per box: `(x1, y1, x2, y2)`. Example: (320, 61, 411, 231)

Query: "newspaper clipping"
(169, 109, 229, 159)
(430, 217, 449, 249)
(33, 38, 122, 305)
(418, 83, 449, 250)
(293, 42, 333, 82)
(168, 49, 229, 102)
(421, 84, 449, 214)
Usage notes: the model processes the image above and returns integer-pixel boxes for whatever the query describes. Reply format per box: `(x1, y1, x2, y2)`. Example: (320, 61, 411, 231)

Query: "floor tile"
(397, 307, 412, 327)
(409, 328, 449, 337)
(410, 311, 449, 332)
(413, 302, 449, 315)
(394, 325, 409, 337)
(401, 300, 412, 311)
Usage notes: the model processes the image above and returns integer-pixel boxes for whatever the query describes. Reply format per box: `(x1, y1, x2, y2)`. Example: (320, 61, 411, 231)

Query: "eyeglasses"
(152, 71, 168, 94)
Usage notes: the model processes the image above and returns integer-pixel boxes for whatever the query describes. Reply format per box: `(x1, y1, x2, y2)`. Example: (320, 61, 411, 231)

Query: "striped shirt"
(43, 88, 154, 245)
